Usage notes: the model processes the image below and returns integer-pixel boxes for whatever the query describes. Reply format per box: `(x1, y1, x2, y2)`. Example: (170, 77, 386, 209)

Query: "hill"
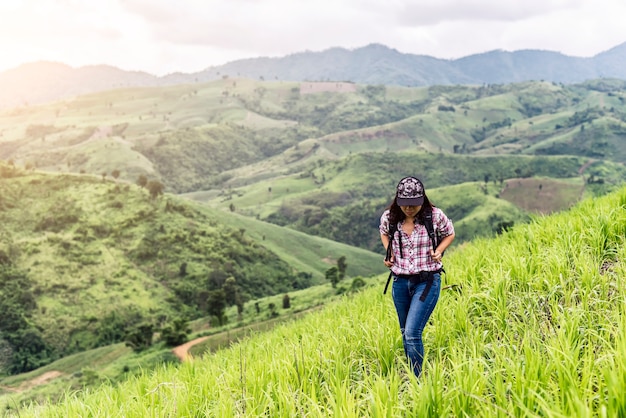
(0, 163, 384, 374)
(2, 77, 626, 252)
(3, 42, 626, 108)
(10, 184, 626, 417)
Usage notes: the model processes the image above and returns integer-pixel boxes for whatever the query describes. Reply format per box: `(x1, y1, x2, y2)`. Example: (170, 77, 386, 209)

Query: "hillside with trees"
(6, 182, 625, 417)
(2, 77, 626, 252)
(0, 163, 383, 375)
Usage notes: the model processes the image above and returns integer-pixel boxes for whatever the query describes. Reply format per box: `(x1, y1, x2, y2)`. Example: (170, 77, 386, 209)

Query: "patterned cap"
(396, 176, 425, 206)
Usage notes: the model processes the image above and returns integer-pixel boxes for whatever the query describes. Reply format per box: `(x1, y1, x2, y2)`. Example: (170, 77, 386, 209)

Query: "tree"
(350, 277, 366, 292)
(222, 277, 240, 307)
(147, 180, 164, 199)
(268, 302, 278, 318)
(160, 317, 191, 346)
(282, 294, 291, 309)
(124, 322, 155, 352)
(337, 256, 348, 281)
(325, 266, 339, 288)
(206, 289, 227, 325)
(0, 266, 52, 373)
(111, 169, 120, 180)
(137, 174, 148, 188)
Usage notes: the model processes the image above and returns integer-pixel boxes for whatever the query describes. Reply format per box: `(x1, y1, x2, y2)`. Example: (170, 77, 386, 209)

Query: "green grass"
(0, 167, 385, 369)
(9, 185, 625, 417)
(3, 79, 626, 256)
(201, 210, 386, 280)
(0, 275, 374, 410)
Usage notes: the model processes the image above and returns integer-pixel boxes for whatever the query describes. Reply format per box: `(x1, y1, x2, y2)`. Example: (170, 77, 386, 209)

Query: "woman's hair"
(387, 193, 434, 228)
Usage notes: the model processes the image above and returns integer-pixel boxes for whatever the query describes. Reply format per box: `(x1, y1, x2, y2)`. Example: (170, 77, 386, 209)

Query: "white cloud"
(0, 0, 625, 75)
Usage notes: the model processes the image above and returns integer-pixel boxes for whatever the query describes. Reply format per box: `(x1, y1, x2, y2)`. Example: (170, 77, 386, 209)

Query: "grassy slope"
(196, 151, 626, 251)
(12, 185, 626, 417)
(3, 78, 626, 252)
(2, 79, 626, 191)
(0, 166, 383, 358)
(0, 275, 376, 410)
(203, 210, 386, 279)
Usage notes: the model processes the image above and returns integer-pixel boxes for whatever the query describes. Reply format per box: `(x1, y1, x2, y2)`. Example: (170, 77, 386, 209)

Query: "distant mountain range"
(2, 42, 626, 109)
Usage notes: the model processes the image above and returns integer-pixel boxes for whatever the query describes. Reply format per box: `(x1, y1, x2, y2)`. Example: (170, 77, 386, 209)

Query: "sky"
(1, 0, 625, 76)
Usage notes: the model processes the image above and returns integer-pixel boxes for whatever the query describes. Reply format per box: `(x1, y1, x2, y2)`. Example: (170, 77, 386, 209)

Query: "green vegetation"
(0, 273, 374, 410)
(3, 79, 626, 193)
(202, 152, 626, 251)
(3, 78, 626, 253)
(2, 76, 626, 415)
(0, 164, 383, 375)
(7, 184, 625, 417)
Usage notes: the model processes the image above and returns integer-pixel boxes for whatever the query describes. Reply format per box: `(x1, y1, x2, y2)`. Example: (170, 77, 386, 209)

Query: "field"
(5, 185, 624, 417)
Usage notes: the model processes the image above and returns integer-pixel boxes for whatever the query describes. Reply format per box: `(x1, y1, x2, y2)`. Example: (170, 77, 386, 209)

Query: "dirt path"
(578, 158, 596, 175)
(172, 336, 210, 361)
(0, 371, 63, 394)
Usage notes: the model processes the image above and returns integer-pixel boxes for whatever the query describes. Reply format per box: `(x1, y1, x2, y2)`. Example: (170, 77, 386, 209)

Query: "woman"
(379, 176, 455, 377)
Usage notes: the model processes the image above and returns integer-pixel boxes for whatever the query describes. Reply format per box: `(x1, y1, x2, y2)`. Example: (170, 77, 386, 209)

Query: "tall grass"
(15, 187, 626, 417)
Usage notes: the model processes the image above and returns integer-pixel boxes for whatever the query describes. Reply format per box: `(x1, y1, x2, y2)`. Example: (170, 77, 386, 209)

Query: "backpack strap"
(424, 208, 447, 276)
(383, 270, 393, 294)
(422, 208, 438, 252)
(383, 209, 445, 295)
(383, 219, 399, 294)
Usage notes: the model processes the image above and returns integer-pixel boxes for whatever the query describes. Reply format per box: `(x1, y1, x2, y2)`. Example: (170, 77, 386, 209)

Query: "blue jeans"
(391, 273, 441, 377)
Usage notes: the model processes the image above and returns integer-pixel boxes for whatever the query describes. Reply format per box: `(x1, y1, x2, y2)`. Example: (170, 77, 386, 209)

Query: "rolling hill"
(0, 163, 384, 374)
(3, 77, 625, 253)
(0, 48, 625, 413)
(7, 181, 625, 417)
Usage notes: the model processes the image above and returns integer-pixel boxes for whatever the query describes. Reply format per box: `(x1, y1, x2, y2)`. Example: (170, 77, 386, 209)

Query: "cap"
(396, 176, 425, 206)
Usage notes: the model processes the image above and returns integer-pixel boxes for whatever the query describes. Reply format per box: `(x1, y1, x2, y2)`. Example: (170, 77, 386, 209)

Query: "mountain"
(0, 62, 158, 109)
(3, 42, 626, 108)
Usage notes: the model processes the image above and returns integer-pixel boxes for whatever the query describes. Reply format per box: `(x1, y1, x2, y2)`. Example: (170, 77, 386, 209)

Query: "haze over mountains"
(2, 41, 626, 109)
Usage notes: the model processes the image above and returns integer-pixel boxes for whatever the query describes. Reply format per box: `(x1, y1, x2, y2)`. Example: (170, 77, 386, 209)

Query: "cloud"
(118, 0, 383, 60)
(0, 0, 624, 75)
(392, 0, 585, 25)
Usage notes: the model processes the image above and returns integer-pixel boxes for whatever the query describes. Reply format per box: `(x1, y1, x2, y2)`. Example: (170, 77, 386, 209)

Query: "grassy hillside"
(194, 151, 626, 251)
(2, 78, 626, 251)
(0, 163, 383, 374)
(0, 272, 374, 411)
(2, 79, 626, 194)
(10, 184, 625, 417)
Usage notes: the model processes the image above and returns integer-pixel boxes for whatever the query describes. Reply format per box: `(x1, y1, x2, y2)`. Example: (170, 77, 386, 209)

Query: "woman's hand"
(431, 249, 442, 262)
(384, 255, 394, 268)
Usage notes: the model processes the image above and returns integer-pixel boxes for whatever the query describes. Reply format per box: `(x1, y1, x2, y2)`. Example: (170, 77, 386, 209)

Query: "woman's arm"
(380, 233, 390, 251)
(381, 233, 394, 267)
(436, 233, 455, 254)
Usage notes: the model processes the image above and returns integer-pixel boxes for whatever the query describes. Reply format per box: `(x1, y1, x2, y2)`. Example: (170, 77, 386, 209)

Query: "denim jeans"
(391, 273, 441, 377)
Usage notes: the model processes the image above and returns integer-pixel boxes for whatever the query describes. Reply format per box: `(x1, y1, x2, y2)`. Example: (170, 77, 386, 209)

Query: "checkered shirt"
(379, 207, 454, 275)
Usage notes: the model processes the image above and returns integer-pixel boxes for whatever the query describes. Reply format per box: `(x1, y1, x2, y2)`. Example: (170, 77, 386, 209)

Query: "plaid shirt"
(379, 207, 454, 275)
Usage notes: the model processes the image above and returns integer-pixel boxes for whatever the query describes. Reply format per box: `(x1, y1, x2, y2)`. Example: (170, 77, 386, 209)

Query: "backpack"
(383, 207, 444, 294)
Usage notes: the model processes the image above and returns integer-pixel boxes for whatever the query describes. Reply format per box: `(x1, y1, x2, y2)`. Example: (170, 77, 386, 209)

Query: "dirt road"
(172, 336, 209, 361)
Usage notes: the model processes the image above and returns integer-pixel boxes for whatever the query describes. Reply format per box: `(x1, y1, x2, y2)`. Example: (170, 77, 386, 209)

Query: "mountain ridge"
(3, 41, 626, 109)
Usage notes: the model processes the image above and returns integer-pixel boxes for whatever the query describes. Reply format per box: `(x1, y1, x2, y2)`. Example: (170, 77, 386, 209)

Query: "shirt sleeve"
(434, 207, 455, 237)
(379, 209, 390, 236)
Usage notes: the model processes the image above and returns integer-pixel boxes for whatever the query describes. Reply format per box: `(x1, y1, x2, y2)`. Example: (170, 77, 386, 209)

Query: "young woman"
(379, 176, 455, 377)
